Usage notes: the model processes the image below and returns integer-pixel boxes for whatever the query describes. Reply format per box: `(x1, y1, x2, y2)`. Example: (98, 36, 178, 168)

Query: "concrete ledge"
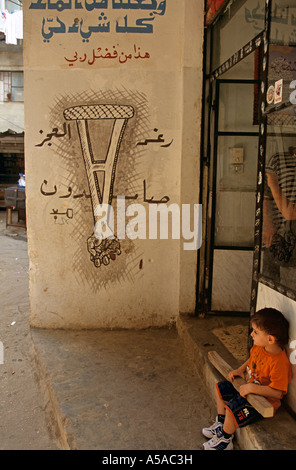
(30, 325, 215, 451)
(176, 313, 296, 451)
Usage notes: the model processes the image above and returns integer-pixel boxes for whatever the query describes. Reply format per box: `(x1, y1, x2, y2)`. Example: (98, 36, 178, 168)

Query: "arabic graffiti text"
(29, 0, 167, 41)
(64, 44, 150, 66)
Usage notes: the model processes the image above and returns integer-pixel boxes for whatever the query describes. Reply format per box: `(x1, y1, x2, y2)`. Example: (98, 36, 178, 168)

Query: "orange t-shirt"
(246, 345, 292, 411)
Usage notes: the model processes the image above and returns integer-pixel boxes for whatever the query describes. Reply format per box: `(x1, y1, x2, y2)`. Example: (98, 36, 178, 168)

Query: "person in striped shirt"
(263, 147, 296, 287)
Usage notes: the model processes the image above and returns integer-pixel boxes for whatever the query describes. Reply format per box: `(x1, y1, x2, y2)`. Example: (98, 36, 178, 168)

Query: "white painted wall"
(23, 1, 204, 328)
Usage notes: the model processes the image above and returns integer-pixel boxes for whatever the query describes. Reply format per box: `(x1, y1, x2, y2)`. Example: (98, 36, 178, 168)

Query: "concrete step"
(177, 313, 296, 451)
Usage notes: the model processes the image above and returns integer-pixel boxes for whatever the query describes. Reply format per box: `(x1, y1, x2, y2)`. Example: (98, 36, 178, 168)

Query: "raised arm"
(267, 172, 296, 221)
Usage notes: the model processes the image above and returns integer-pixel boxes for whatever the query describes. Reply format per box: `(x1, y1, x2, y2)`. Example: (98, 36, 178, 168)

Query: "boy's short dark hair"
(251, 308, 289, 348)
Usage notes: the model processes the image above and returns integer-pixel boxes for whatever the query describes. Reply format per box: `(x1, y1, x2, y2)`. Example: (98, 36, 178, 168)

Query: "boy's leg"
(202, 381, 263, 450)
(202, 403, 236, 450)
(222, 407, 237, 436)
(202, 381, 238, 450)
(216, 382, 237, 438)
(202, 381, 234, 440)
(218, 383, 262, 435)
(215, 383, 227, 416)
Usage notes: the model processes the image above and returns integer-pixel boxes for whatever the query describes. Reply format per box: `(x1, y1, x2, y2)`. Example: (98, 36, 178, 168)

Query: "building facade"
(200, 0, 296, 414)
(23, 0, 204, 329)
(24, 0, 296, 418)
(23, 0, 296, 410)
(0, 0, 24, 207)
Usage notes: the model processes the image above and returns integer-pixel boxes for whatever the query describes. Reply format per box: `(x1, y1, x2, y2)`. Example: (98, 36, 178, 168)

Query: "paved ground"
(0, 209, 215, 451)
(3, 210, 296, 452)
(0, 211, 58, 449)
(32, 327, 215, 450)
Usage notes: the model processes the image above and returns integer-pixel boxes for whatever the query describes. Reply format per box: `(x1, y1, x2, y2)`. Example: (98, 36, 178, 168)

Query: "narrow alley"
(0, 210, 215, 451)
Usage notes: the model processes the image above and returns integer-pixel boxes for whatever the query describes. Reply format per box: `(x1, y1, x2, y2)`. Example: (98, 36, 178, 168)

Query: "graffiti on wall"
(245, 2, 296, 44)
(64, 44, 151, 66)
(62, 103, 134, 268)
(35, 89, 174, 290)
(28, 0, 167, 41)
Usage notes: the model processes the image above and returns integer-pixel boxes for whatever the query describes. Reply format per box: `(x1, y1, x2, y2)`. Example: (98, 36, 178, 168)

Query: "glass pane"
(3, 72, 11, 102)
(267, 44, 296, 113)
(219, 81, 260, 132)
(261, 111, 296, 291)
(270, 1, 296, 45)
(221, 51, 255, 80)
(212, 0, 265, 71)
(215, 135, 258, 246)
(12, 72, 23, 88)
(11, 88, 24, 101)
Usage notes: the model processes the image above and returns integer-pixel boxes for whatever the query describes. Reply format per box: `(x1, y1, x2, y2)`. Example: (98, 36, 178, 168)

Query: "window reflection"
(212, 0, 265, 71)
(261, 38, 296, 291)
(270, 1, 296, 46)
(262, 116, 296, 290)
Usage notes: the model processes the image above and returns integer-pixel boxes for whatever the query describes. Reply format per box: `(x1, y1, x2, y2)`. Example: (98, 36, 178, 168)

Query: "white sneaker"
(202, 428, 233, 451)
(202, 417, 223, 439)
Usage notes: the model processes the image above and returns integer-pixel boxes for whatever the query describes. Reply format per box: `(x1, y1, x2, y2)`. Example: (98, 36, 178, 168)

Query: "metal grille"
(267, 111, 296, 127)
(63, 104, 134, 121)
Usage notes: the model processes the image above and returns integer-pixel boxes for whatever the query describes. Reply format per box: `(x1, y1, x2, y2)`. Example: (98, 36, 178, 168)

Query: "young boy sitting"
(202, 307, 292, 450)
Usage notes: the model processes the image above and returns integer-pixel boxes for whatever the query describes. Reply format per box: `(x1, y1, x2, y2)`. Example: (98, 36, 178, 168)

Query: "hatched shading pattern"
(63, 104, 134, 121)
(48, 88, 148, 291)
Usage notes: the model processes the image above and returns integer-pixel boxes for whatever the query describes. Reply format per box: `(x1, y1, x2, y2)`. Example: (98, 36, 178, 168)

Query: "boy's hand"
(239, 383, 254, 398)
(262, 224, 276, 248)
(228, 368, 245, 382)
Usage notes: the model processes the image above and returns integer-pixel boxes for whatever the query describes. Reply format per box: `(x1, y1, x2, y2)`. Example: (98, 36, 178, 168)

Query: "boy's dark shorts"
(217, 380, 264, 428)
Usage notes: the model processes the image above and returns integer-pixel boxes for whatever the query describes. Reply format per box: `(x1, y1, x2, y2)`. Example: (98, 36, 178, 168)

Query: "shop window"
(214, 80, 259, 248)
(0, 152, 24, 184)
(260, 28, 296, 292)
(270, 1, 296, 46)
(261, 107, 296, 292)
(211, 0, 265, 72)
(0, 71, 23, 102)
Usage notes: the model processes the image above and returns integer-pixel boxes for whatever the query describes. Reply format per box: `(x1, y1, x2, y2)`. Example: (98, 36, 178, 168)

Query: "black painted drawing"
(35, 88, 150, 291)
(36, 88, 173, 291)
(63, 103, 134, 267)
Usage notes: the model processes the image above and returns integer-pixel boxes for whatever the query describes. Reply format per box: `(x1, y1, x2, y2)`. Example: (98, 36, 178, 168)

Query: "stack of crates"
(5, 186, 25, 209)
(4, 186, 26, 227)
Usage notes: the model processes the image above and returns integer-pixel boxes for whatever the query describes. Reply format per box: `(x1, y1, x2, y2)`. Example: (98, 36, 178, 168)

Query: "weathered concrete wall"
(24, 0, 203, 329)
(179, 0, 204, 314)
(0, 43, 23, 71)
(0, 102, 24, 132)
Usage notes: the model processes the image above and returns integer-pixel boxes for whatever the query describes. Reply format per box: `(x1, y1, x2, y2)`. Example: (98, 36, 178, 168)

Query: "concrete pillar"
(23, 0, 204, 329)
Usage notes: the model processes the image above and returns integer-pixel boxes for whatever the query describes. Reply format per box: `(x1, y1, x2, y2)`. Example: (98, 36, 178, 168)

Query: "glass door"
(209, 79, 260, 312)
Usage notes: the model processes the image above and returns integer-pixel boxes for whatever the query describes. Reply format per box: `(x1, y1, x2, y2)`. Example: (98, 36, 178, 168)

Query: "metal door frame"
(197, 0, 271, 317)
(207, 78, 260, 313)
